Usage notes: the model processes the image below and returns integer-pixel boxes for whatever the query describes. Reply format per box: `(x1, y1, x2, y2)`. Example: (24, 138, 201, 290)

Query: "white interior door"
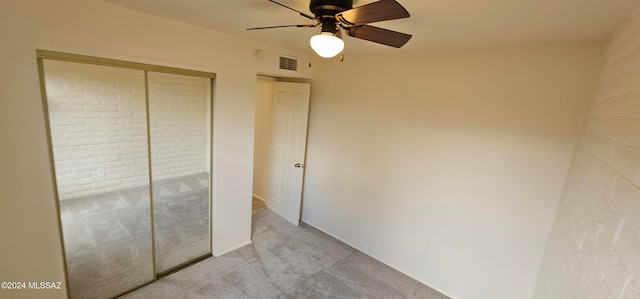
(268, 82, 311, 225)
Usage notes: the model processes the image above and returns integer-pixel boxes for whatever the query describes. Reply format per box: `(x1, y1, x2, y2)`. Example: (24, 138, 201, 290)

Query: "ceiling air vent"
(279, 56, 298, 71)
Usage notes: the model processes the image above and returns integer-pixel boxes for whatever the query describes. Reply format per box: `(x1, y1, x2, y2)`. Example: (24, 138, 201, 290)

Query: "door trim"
(37, 50, 216, 79)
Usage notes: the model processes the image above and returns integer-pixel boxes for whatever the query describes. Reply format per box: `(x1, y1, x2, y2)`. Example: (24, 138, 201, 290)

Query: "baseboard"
(213, 240, 252, 257)
(252, 194, 266, 202)
(300, 218, 454, 299)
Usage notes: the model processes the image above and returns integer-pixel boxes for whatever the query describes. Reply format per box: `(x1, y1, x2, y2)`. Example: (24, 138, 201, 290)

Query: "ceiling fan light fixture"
(251, 0, 412, 58)
(310, 32, 344, 58)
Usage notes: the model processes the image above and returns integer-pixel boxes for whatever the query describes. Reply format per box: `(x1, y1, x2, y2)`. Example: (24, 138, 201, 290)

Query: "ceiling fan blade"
(346, 25, 412, 48)
(268, 0, 315, 20)
(247, 24, 317, 30)
(336, 0, 410, 26)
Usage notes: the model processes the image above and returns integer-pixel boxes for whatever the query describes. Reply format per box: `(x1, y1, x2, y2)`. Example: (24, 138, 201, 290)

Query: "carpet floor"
(119, 208, 449, 298)
(60, 172, 210, 299)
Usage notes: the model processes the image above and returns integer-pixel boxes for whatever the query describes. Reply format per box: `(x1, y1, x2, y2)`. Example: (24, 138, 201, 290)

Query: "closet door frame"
(36, 49, 216, 298)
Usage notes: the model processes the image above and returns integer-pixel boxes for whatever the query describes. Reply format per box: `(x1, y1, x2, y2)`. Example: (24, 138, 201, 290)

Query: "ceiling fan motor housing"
(309, 0, 353, 18)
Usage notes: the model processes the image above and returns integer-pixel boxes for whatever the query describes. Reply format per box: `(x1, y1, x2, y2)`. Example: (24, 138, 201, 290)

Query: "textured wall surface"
(148, 72, 209, 181)
(45, 62, 210, 200)
(45, 60, 150, 200)
(533, 7, 640, 299)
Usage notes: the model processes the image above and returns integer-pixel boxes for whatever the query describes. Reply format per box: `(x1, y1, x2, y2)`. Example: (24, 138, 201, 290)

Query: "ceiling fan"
(247, 0, 412, 58)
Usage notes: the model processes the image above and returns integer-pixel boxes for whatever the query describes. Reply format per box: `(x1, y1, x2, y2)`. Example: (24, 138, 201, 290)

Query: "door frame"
(37, 50, 217, 298)
(252, 76, 312, 226)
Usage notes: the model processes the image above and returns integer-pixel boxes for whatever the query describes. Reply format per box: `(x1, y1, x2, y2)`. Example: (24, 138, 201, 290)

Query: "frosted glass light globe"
(310, 32, 344, 58)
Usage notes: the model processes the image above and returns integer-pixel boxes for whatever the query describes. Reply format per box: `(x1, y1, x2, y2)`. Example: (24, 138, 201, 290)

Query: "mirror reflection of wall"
(40, 54, 213, 299)
(148, 72, 211, 274)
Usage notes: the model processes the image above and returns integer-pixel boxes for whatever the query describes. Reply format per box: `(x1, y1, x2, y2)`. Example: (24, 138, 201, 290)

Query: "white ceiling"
(100, 0, 640, 54)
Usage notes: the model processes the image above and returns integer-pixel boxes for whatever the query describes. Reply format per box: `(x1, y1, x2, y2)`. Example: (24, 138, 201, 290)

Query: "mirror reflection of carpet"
(60, 172, 210, 299)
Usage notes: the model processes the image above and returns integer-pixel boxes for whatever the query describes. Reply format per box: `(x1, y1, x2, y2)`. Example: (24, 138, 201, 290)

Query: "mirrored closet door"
(39, 52, 214, 299)
(147, 72, 211, 274)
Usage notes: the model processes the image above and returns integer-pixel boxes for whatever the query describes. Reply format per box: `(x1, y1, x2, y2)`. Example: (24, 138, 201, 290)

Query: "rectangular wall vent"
(279, 56, 298, 71)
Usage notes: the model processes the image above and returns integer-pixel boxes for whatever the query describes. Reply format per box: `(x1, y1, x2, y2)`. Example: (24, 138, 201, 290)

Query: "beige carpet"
(60, 172, 210, 299)
(119, 208, 449, 298)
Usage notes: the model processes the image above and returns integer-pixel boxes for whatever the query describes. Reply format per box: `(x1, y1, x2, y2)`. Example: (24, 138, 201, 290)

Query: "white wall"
(253, 77, 276, 200)
(302, 45, 603, 299)
(45, 61, 212, 201)
(44, 60, 151, 200)
(148, 72, 210, 181)
(533, 6, 640, 299)
(0, 0, 312, 298)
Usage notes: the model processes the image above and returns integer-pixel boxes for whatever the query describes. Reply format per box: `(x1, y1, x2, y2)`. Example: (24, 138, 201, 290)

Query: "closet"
(38, 50, 214, 298)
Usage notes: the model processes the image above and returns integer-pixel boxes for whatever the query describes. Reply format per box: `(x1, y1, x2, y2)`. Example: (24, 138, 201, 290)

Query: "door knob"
(294, 163, 305, 168)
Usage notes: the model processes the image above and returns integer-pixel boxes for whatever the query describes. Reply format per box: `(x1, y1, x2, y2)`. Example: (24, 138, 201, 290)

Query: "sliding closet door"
(147, 72, 211, 274)
(42, 60, 155, 298)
